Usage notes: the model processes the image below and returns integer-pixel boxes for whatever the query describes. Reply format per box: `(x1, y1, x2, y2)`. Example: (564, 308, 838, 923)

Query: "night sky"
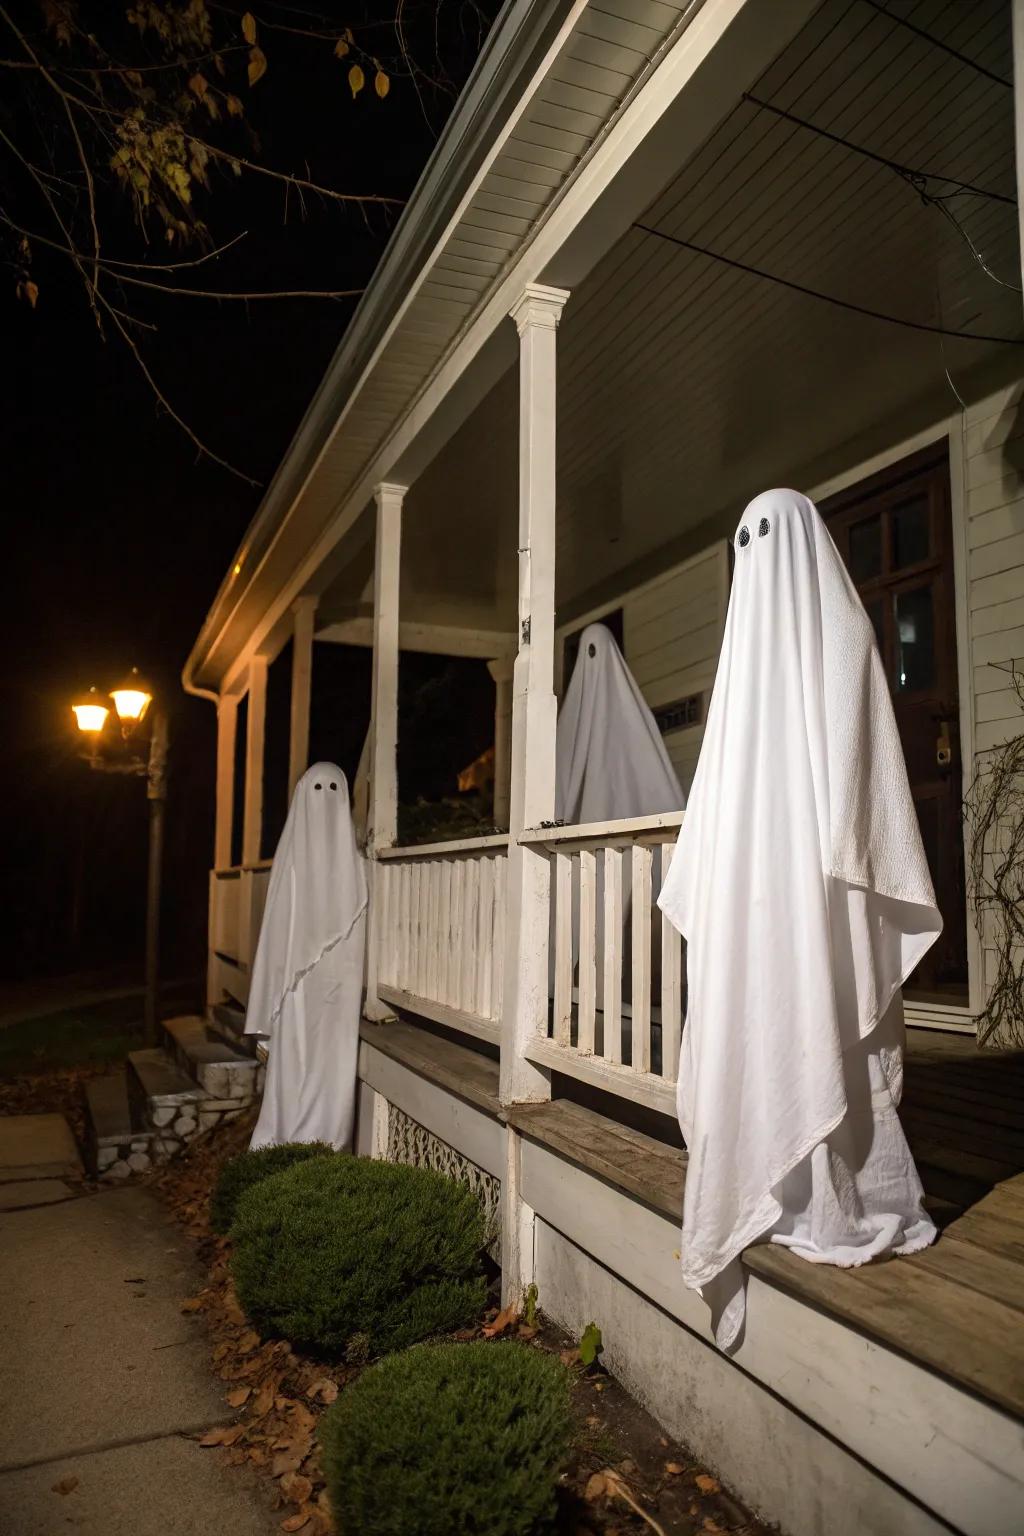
(0, 2, 496, 988)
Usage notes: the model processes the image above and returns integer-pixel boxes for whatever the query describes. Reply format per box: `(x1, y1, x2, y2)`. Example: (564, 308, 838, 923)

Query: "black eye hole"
(587, 643, 596, 657)
(330, 782, 338, 791)
(314, 782, 322, 791)
(737, 526, 750, 548)
(758, 517, 771, 537)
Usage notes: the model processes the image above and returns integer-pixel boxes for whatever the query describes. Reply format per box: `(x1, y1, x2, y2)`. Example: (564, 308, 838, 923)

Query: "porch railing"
(374, 834, 510, 1043)
(208, 861, 273, 1009)
(521, 812, 685, 1115)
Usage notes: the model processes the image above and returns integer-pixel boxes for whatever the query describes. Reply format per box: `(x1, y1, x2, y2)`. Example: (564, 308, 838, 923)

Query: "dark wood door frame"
(821, 444, 968, 1002)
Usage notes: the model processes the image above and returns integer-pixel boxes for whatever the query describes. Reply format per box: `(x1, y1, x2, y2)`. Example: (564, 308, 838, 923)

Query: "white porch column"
(499, 283, 569, 1305)
(241, 655, 268, 868)
(214, 695, 238, 869)
(487, 655, 514, 830)
(288, 595, 318, 797)
(365, 481, 406, 1021)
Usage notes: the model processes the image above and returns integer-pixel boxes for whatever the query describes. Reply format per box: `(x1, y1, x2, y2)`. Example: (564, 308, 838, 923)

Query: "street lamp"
(110, 668, 153, 731)
(71, 687, 112, 737)
(71, 672, 169, 1046)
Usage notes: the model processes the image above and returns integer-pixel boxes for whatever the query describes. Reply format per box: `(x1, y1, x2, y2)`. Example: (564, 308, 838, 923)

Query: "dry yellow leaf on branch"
(241, 11, 257, 44)
(348, 64, 365, 98)
(248, 47, 267, 87)
(334, 38, 349, 58)
(375, 69, 390, 99)
(17, 279, 39, 310)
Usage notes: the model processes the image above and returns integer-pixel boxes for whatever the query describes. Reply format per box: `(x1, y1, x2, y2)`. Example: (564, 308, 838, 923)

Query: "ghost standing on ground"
(245, 763, 368, 1151)
(659, 489, 941, 1350)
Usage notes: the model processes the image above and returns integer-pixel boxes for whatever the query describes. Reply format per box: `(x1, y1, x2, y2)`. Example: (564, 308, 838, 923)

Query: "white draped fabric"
(556, 623, 684, 826)
(246, 762, 368, 1151)
(658, 489, 941, 1350)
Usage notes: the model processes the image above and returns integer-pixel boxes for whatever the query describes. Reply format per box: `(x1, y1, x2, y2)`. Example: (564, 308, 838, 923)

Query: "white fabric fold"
(658, 490, 941, 1350)
(245, 762, 368, 1150)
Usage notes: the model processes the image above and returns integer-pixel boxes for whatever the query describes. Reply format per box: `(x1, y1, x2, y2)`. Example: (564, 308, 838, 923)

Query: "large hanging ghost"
(659, 489, 941, 1350)
(245, 762, 368, 1151)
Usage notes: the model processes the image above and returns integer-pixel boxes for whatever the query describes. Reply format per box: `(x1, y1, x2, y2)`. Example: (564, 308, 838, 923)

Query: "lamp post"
(71, 670, 168, 1046)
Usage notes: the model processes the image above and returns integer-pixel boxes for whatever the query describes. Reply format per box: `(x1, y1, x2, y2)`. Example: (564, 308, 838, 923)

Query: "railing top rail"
(376, 832, 511, 861)
(519, 810, 684, 850)
(212, 860, 274, 878)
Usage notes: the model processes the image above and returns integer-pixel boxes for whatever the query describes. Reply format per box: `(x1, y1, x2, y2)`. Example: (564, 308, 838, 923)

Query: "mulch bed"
(150, 1115, 763, 1536)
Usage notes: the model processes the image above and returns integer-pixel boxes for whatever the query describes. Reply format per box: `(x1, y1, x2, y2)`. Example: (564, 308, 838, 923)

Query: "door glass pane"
(894, 586, 935, 692)
(892, 495, 930, 569)
(848, 515, 882, 582)
(864, 597, 885, 655)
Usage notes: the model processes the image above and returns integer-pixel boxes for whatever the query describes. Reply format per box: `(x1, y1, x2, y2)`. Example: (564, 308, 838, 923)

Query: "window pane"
(892, 495, 930, 569)
(894, 586, 935, 692)
(848, 515, 882, 582)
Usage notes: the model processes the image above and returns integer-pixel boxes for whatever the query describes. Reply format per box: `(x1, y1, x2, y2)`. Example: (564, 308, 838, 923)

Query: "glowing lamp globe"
(110, 668, 153, 727)
(72, 688, 110, 735)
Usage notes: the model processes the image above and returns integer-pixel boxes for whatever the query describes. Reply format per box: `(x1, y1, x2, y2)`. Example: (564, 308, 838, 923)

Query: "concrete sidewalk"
(0, 1124, 278, 1535)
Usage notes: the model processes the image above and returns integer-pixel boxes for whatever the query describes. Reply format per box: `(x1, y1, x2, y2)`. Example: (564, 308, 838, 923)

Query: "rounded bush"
(319, 1341, 573, 1536)
(230, 1157, 487, 1357)
(210, 1141, 335, 1235)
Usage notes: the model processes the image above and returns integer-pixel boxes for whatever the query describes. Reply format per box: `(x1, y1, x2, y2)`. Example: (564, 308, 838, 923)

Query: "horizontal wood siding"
(623, 541, 728, 792)
(963, 382, 1024, 1026)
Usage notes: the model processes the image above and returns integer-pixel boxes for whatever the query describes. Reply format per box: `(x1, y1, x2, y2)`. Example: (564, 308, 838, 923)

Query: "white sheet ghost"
(659, 490, 940, 1350)
(245, 762, 368, 1150)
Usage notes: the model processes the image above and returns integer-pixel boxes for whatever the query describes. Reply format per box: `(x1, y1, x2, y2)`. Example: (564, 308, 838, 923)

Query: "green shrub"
(210, 1141, 335, 1235)
(230, 1157, 487, 1357)
(319, 1341, 573, 1536)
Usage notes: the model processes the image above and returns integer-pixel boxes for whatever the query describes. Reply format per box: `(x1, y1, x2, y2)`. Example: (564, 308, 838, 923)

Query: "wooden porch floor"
(361, 1019, 1024, 1422)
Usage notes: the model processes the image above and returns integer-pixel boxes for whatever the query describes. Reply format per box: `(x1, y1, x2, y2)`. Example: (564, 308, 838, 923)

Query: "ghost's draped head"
(295, 762, 349, 813)
(732, 488, 820, 564)
(578, 622, 619, 665)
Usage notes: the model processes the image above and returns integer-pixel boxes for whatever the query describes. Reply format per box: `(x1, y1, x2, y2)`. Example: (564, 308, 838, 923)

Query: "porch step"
(83, 1069, 159, 1180)
(161, 1013, 260, 1098)
(209, 1001, 263, 1061)
(128, 1046, 205, 1107)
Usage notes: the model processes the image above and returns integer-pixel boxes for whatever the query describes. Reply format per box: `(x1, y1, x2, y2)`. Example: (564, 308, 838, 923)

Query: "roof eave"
(183, 0, 576, 698)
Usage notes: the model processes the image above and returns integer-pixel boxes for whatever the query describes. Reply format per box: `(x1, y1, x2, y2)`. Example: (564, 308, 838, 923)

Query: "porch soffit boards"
(371, 0, 1022, 627)
(550, 0, 1022, 611)
(185, 0, 705, 695)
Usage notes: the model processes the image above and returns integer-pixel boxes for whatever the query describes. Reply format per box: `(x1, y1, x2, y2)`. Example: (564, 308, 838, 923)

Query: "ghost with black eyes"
(245, 762, 368, 1150)
(659, 488, 941, 1353)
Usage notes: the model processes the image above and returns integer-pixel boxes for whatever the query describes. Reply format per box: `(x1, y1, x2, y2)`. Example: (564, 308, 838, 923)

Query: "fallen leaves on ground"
(481, 1301, 519, 1337)
(51, 1475, 79, 1496)
(695, 1474, 721, 1495)
(585, 1468, 668, 1536)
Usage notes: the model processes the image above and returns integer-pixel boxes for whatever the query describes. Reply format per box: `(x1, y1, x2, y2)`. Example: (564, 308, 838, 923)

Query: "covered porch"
(190, 1, 1024, 1531)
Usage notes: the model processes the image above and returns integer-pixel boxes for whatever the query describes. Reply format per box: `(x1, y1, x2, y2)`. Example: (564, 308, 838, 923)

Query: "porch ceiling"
(408, 0, 1021, 622)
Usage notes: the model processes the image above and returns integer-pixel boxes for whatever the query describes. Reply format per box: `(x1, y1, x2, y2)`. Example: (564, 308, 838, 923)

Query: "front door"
(823, 446, 967, 1001)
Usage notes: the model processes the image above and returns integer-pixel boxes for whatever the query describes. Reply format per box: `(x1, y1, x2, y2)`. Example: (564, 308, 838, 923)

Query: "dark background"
(0, 2, 496, 990)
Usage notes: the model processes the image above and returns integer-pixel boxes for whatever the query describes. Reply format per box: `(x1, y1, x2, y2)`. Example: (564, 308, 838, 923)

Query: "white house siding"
(963, 381, 1024, 1014)
(559, 539, 729, 794)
